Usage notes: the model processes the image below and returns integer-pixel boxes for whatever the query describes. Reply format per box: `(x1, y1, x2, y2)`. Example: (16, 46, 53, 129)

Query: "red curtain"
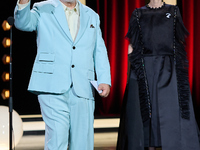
(95, 0, 200, 115)
(182, 0, 200, 106)
(96, 0, 145, 115)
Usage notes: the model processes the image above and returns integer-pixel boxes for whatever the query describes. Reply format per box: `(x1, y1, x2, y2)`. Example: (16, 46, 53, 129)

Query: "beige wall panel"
(79, 0, 86, 5)
(163, 0, 177, 5)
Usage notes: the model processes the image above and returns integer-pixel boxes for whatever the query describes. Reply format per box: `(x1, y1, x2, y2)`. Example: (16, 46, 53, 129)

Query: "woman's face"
(150, 0, 162, 2)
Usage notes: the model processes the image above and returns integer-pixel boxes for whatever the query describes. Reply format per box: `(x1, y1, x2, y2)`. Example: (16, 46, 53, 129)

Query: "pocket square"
(90, 24, 95, 28)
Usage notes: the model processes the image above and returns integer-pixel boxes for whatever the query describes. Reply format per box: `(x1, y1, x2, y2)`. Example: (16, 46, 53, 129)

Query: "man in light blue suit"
(14, 0, 111, 149)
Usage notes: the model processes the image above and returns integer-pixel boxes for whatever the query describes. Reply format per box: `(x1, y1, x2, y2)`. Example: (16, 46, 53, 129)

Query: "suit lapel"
(74, 1, 90, 44)
(51, 0, 73, 42)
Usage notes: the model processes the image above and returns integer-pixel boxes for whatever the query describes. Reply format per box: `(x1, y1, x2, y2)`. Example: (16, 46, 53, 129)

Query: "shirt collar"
(60, 1, 80, 16)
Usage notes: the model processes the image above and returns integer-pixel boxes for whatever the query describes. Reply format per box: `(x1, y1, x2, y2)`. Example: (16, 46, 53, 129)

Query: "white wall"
(79, 0, 86, 5)
(164, 0, 177, 5)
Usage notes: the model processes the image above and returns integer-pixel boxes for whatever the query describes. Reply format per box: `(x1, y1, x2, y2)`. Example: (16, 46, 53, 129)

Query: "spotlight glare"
(2, 54, 10, 64)
(2, 20, 11, 31)
(2, 72, 9, 82)
(2, 37, 11, 48)
(1, 89, 10, 100)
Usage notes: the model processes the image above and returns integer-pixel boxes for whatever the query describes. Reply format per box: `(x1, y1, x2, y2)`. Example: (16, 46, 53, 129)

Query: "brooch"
(166, 13, 171, 18)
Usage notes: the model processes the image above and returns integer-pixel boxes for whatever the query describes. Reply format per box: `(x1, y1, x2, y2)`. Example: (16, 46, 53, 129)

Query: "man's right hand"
(19, 0, 29, 4)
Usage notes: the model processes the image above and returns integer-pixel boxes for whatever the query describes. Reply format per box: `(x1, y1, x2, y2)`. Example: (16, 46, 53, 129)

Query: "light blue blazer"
(14, 0, 111, 100)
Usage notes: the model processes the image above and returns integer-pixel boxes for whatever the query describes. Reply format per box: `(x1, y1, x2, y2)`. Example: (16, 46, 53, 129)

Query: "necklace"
(147, 2, 164, 9)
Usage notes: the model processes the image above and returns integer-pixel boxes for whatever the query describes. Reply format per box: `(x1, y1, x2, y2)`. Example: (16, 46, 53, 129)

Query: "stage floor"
(15, 132, 117, 150)
(15, 116, 162, 150)
(15, 133, 162, 150)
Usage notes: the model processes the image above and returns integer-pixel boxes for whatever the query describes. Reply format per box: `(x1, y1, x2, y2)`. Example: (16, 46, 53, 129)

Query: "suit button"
(73, 46, 76, 50)
(72, 65, 75, 68)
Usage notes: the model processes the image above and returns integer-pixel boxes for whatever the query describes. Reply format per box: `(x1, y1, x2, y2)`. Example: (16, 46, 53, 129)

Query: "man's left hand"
(98, 84, 110, 98)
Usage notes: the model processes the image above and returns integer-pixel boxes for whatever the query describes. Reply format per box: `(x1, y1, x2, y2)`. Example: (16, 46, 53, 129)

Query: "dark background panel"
(0, 0, 41, 114)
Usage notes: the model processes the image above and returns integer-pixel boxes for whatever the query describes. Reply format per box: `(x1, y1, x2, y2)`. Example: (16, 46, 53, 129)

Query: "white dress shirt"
(61, 2, 80, 41)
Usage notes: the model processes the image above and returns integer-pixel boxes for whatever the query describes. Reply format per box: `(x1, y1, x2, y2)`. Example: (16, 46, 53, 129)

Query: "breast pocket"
(85, 25, 96, 40)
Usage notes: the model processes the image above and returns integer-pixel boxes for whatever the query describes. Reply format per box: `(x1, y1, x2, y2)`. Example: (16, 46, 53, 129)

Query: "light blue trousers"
(38, 88, 95, 150)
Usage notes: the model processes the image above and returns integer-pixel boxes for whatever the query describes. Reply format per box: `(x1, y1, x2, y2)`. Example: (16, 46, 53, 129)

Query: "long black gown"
(117, 3, 200, 150)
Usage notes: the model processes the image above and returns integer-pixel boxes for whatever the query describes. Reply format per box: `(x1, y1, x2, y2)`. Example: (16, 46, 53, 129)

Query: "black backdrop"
(1, 0, 43, 115)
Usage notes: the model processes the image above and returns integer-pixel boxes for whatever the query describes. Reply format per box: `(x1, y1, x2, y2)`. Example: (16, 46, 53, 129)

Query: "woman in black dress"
(117, 0, 200, 150)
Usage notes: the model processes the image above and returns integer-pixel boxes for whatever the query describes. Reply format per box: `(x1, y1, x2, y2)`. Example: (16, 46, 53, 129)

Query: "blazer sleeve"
(93, 14, 111, 86)
(14, 0, 39, 32)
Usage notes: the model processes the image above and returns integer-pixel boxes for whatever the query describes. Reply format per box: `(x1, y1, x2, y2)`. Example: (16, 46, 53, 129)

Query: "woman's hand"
(128, 44, 133, 54)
